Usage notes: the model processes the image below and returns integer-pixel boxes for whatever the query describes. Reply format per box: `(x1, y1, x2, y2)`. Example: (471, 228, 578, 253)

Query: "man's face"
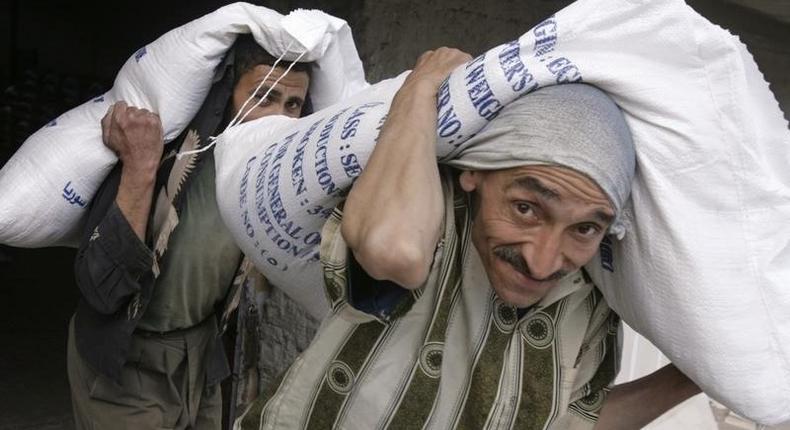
(459, 165, 614, 308)
(231, 64, 310, 122)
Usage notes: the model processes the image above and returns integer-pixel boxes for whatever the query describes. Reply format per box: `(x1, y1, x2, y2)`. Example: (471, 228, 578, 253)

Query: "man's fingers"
(101, 106, 113, 129)
(432, 47, 472, 69)
(111, 101, 129, 125)
(142, 109, 159, 120)
(113, 101, 128, 116)
(132, 108, 162, 130)
(457, 51, 473, 63)
(126, 106, 140, 119)
(407, 47, 472, 89)
(421, 47, 471, 61)
(105, 100, 162, 135)
(415, 49, 435, 67)
(149, 112, 163, 131)
(101, 104, 117, 146)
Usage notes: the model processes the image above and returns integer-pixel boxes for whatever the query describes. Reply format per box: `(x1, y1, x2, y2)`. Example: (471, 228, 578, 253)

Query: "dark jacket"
(73, 54, 237, 384)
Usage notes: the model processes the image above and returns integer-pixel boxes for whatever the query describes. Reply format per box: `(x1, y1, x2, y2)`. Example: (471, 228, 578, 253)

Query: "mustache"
(492, 245, 568, 283)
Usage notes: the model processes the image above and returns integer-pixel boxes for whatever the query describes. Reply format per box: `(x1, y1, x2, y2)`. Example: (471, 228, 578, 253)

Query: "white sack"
(216, 76, 407, 318)
(215, 0, 790, 424)
(0, 2, 367, 247)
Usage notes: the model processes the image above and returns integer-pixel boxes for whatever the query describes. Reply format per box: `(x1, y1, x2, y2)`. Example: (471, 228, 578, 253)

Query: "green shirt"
(237, 168, 621, 430)
(138, 152, 242, 332)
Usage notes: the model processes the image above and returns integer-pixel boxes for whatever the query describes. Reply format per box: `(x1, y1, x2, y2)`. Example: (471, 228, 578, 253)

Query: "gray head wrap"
(447, 84, 636, 238)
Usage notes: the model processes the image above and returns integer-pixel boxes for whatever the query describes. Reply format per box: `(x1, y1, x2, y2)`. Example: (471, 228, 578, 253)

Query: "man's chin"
(491, 260, 556, 304)
(492, 285, 546, 309)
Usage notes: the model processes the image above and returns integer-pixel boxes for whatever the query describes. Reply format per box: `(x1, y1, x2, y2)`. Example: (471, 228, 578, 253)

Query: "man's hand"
(101, 101, 163, 174)
(341, 47, 471, 289)
(101, 101, 163, 241)
(400, 47, 472, 95)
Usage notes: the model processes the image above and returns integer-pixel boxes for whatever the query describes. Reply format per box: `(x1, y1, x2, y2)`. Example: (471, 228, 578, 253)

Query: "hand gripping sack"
(0, 2, 367, 247)
(215, 0, 790, 423)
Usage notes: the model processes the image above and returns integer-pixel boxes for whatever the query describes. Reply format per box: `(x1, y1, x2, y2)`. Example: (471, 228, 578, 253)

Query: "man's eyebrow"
(510, 176, 615, 225)
(286, 95, 305, 105)
(508, 176, 560, 200)
(592, 210, 615, 225)
(251, 85, 281, 99)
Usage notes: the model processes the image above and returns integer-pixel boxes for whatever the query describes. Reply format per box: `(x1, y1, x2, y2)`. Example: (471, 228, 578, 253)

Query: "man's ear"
(459, 170, 481, 192)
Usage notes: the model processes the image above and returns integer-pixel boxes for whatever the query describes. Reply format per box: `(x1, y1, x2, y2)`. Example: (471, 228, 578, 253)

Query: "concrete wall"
(4, 0, 785, 119)
(0, 2, 12, 86)
(353, 0, 573, 82)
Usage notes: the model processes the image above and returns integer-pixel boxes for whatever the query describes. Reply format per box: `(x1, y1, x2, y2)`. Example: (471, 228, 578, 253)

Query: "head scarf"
(447, 84, 635, 237)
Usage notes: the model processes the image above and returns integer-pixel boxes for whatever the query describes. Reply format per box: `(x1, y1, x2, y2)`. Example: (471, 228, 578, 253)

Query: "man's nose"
(522, 228, 564, 281)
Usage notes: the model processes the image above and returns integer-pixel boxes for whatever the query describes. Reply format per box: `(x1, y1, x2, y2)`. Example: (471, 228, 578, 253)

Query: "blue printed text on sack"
(465, 54, 503, 121)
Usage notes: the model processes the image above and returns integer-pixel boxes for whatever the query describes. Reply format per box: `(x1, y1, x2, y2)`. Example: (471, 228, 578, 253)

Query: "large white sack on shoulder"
(216, 0, 790, 422)
(215, 75, 407, 318)
(280, 10, 368, 109)
(0, 2, 366, 248)
(441, 0, 789, 424)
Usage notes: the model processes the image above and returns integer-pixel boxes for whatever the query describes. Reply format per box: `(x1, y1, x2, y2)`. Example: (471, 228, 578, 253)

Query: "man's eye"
(575, 224, 601, 238)
(514, 202, 534, 216)
(252, 91, 272, 103)
(286, 101, 302, 111)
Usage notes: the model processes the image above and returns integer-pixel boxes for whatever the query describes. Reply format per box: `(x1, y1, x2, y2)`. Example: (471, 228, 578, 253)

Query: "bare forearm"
(342, 80, 444, 287)
(343, 48, 471, 287)
(595, 364, 701, 430)
(115, 165, 157, 241)
(102, 101, 163, 242)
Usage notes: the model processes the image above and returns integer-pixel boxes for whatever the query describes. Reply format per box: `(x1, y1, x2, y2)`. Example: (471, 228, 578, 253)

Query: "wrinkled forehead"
(498, 164, 614, 211)
(452, 84, 635, 221)
(242, 64, 310, 88)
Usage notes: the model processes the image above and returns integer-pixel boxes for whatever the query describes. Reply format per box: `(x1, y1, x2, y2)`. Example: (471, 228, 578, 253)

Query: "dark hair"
(233, 34, 311, 82)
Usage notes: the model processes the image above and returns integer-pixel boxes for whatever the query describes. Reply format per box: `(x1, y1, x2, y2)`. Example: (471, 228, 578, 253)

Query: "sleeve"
(73, 165, 155, 315)
(345, 251, 412, 320)
(318, 204, 416, 322)
(319, 168, 457, 322)
(319, 204, 445, 323)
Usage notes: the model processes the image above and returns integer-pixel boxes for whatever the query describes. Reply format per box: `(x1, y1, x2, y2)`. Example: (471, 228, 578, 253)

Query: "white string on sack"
(227, 40, 295, 128)
(176, 41, 307, 160)
(232, 49, 308, 127)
